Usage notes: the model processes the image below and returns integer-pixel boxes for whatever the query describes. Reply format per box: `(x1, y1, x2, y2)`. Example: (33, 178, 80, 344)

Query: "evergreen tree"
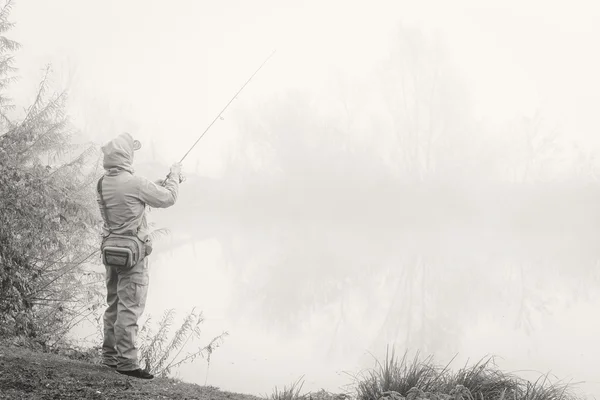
(0, 0, 103, 343)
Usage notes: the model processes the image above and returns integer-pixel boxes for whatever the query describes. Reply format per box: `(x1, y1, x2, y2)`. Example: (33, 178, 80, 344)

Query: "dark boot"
(117, 368, 154, 380)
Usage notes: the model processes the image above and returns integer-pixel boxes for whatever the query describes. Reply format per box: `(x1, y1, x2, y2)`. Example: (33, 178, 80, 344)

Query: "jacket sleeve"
(137, 176, 179, 208)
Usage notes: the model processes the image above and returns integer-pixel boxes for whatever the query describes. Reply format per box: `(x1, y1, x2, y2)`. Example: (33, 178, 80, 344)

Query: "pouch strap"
(97, 176, 114, 235)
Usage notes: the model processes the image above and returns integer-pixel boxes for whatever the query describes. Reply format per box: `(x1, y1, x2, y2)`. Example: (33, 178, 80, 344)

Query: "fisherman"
(97, 132, 182, 379)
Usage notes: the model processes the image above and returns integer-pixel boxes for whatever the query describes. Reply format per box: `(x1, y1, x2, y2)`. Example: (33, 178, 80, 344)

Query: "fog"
(11, 0, 600, 397)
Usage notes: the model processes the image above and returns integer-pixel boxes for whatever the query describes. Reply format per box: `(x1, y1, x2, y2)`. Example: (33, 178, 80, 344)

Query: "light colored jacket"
(97, 133, 179, 243)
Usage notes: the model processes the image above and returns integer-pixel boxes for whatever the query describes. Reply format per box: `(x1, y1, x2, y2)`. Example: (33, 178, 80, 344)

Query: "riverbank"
(0, 340, 589, 400)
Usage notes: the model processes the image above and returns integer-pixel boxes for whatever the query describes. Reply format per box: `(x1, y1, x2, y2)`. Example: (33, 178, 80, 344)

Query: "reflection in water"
(144, 207, 600, 397)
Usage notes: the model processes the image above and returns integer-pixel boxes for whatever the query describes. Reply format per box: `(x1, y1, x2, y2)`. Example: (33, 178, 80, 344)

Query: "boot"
(117, 368, 154, 380)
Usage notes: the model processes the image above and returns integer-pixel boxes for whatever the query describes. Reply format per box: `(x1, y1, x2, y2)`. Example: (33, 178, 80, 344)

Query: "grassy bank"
(0, 343, 586, 400)
(0, 343, 261, 400)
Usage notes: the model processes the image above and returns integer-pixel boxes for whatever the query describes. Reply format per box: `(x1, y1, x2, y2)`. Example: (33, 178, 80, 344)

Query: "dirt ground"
(0, 344, 263, 400)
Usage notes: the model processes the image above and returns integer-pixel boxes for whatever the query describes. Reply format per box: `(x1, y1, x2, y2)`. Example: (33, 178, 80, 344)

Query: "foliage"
(264, 376, 306, 400)
(353, 348, 443, 399)
(263, 349, 581, 400)
(350, 347, 581, 400)
(137, 307, 228, 379)
(0, 0, 104, 342)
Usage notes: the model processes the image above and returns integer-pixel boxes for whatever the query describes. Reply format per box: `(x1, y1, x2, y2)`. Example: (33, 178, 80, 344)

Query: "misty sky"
(8, 0, 600, 178)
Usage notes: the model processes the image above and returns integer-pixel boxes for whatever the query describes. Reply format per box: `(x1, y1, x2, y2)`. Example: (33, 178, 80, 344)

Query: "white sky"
(8, 0, 600, 176)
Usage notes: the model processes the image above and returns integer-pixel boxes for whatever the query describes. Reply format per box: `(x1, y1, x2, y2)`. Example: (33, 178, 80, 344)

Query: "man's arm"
(138, 162, 182, 208)
(137, 176, 179, 208)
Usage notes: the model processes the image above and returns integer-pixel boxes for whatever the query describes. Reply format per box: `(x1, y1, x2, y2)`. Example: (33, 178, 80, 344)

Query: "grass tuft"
(349, 347, 584, 400)
(447, 356, 520, 400)
(352, 346, 444, 400)
(265, 376, 306, 400)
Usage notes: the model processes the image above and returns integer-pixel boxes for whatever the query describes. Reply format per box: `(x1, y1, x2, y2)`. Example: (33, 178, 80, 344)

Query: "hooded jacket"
(97, 133, 179, 243)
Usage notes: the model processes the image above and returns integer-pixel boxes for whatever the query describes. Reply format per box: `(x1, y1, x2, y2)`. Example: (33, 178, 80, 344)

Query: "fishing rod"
(158, 50, 276, 186)
(178, 49, 277, 164)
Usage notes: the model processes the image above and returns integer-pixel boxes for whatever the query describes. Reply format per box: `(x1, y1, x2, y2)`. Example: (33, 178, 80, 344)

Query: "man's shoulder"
(129, 175, 153, 185)
(129, 175, 165, 192)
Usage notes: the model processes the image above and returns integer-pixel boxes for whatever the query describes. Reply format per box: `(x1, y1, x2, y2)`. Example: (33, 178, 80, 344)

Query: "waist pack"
(101, 233, 147, 270)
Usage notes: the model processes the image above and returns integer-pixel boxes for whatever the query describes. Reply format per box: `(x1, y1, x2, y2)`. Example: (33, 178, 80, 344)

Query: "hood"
(101, 132, 138, 173)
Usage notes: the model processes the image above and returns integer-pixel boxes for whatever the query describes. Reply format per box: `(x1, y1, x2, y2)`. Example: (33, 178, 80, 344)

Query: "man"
(97, 132, 182, 379)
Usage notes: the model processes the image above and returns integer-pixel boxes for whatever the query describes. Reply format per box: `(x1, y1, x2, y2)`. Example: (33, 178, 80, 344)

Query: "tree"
(0, 0, 103, 343)
(377, 25, 474, 182)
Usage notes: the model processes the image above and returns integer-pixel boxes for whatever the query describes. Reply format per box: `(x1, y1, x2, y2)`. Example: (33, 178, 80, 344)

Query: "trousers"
(102, 257, 149, 371)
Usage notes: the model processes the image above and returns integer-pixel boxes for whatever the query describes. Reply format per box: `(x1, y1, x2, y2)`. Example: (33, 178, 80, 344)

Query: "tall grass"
(352, 347, 444, 399)
(137, 307, 228, 379)
(263, 376, 353, 400)
(347, 347, 583, 400)
(264, 376, 306, 400)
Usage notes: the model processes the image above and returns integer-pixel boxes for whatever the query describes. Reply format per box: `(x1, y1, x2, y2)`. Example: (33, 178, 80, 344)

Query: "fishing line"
(178, 49, 277, 164)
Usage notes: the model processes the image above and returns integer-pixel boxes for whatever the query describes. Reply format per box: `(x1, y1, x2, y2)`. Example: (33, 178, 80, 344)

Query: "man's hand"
(168, 162, 185, 183)
(170, 162, 182, 177)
